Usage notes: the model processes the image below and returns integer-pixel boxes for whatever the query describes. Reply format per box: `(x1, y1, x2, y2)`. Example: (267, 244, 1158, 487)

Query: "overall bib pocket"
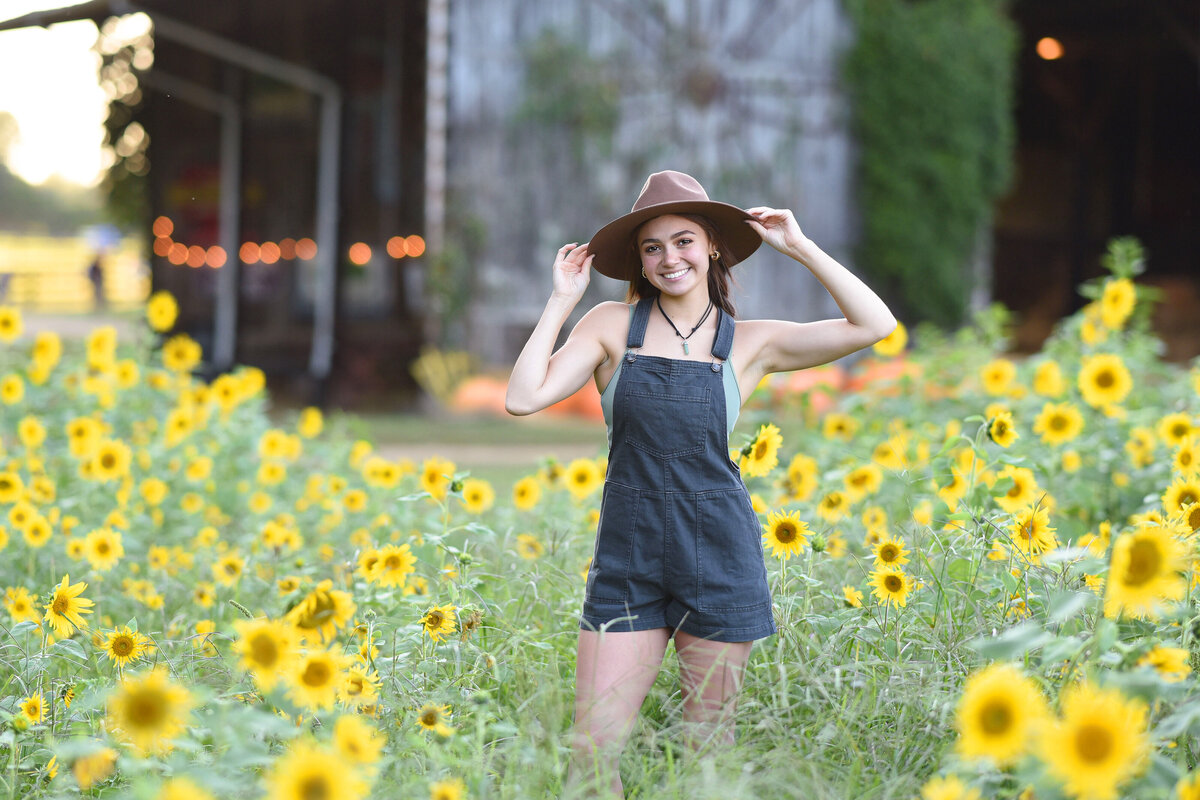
(622, 380, 709, 460)
(585, 482, 640, 604)
(695, 488, 769, 613)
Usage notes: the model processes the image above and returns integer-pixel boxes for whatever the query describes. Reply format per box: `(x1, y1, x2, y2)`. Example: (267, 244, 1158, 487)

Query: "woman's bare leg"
(567, 627, 672, 798)
(674, 631, 753, 751)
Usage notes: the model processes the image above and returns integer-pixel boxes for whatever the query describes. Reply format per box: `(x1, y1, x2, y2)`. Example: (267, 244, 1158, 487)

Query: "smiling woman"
(0, 10, 107, 186)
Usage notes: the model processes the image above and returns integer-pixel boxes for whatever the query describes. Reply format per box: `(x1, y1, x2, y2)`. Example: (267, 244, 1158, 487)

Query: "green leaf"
(969, 622, 1051, 660)
(946, 557, 975, 583)
(49, 637, 87, 660)
(1046, 590, 1095, 623)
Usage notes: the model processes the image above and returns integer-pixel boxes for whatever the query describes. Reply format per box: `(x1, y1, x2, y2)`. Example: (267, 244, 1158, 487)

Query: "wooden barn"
(2, 0, 1197, 411)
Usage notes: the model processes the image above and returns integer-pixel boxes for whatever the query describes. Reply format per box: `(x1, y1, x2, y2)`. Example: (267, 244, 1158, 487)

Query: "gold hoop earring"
(710, 251, 720, 261)
(641, 267, 647, 278)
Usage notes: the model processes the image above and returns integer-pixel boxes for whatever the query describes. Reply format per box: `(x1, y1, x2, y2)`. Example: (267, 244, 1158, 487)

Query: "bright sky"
(0, 1, 107, 186)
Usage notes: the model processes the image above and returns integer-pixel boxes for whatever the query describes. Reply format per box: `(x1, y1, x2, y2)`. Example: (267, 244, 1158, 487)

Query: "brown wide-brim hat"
(589, 170, 763, 281)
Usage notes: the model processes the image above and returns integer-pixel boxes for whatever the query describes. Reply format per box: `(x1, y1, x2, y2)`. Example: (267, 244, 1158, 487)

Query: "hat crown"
(631, 170, 710, 213)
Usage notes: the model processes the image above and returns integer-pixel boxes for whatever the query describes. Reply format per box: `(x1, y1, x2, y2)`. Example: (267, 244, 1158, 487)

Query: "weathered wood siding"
(443, 0, 860, 365)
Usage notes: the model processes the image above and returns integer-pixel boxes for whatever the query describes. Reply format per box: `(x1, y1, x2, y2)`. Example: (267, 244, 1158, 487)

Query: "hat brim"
(588, 200, 762, 281)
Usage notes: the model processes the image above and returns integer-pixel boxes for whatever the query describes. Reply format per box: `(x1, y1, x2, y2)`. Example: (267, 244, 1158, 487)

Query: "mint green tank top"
(599, 303, 742, 450)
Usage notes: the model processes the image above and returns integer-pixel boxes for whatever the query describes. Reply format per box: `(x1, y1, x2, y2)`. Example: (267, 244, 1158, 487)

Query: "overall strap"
(626, 297, 654, 350)
(710, 306, 735, 361)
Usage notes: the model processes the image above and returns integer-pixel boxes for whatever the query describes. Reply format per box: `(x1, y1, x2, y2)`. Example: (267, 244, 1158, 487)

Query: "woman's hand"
(745, 207, 810, 257)
(551, 242, 594, 303)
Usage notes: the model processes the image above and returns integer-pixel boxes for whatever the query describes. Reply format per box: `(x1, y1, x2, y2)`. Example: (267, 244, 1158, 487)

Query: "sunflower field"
(0, 237, 1198, 800)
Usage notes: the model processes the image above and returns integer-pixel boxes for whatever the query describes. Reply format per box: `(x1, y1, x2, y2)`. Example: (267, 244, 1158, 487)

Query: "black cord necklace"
(656, 295, 714, 355)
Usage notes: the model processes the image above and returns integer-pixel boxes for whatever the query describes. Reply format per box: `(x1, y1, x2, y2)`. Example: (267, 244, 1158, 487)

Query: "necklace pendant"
(682, 341, 690, 355)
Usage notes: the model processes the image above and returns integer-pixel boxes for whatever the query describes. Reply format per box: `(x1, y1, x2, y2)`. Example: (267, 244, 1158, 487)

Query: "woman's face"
(635, 214, 713, 297)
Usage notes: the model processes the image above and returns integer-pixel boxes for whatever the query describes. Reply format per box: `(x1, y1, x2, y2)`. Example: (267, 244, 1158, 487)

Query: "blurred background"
(0, 0, 1197, 415)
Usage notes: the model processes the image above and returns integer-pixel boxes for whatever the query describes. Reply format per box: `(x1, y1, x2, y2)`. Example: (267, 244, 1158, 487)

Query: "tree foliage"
(842, 0, 1018, 328)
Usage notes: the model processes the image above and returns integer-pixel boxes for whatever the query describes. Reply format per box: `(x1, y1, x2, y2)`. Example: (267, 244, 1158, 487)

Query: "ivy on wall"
(842, 0, 1018, 328)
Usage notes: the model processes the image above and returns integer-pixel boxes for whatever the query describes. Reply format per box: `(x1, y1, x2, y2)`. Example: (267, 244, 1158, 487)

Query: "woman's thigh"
(573, 628, 672, 742)
(673, 630, 753, 716)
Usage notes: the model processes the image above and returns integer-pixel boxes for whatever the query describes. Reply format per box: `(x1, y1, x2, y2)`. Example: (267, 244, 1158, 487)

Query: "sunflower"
(762, 509, 809, 560)
(1175, 502, 1200, 538)
(72, 747, 118, 790)
(954, 662, 1048, 765)
(232, 618, 301, 690)
(84, 527, 124, 572)
(1173, 436, 1200, 478)
(784, 453, 819, 501)
(88, 439, 132, 483)
(1103, 522, 1188, 619)
(339, 659, 382, 708)
(297, 406, 324, 438)
(43, 574, 94, 637)
(5, 587, 39, 624)
(1033, 402, 1084, 446)
(159, 777, 215, 800)
(17, 416, 45, 448)
(1037, 682, 1149, 800)
(920, 775, 981, 800)
(162, 334, 203, 373)
(740, 422, 783, 478)
(286, 580, 357, 641)
(822, 412, 859, 441)
(986, 412, 1018, 448)
(0, 306, 22, 341)
(564, 459, 603, 500)
(19, 690, 44, 723)
(1179, 773, 1200, 800)
(1008, 506, 1058, 561)
(106, 667, 194, 755)
(1078, 353, 1132, 408)
(99, 625, 152, 669)
(873, 535, 909, 567)
(1162, 477, 1200, 517)
(420, 604, 457, 643)
(212, 552, 246, 587)
(1157, 412, 1194, 448)
(0, 374, 24, 405)
(85, 325, 117, 369)
(817, 490, 850, 522)
(515, 533, 544, 560)
(416, 703, 454, 736)
(287, 646, 352, 711)
(870, 566, 912, 609)
(1032, 359, 1065, 397)
(936, 468, 969, 510)
(980, 358, 1016, 396)
(370, 544, 417, 587)
(994, 466, 1039, 513)
(22, 515, 52, 548)
(429, 778, 466, 800)
(145, 291, 179, 332)
(842, 586, 863, 608)
(1099, 277, 1136, 329)
(872, 437, 908, 470)
(512, 476, 541, 510)
(333, 714, 385, 766)
(264, 739, 368, 800)
(844, 463, 883, 500)
(1137, 645, 1191, 683)
(0, 471, 22, 504)
(459, 477, 496, 513)
(871, 320, 907, 357)
(419, 456, 456, 501)
(361, 456, 401, 489)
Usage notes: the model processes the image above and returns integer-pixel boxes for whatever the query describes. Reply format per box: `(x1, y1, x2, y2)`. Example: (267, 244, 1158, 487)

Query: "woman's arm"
(505, 243, 609, 416)
(742, 207, 897, 375)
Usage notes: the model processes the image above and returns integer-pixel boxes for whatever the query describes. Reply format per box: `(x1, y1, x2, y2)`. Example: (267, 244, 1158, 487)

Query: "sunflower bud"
(450, 478, 464, 493)
(810, 533, 827, 553)
(11, 715, 29, 732)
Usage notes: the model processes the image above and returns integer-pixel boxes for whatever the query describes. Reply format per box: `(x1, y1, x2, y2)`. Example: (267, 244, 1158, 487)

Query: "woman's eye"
(644, 245, 660, 254)
(676, 238, 693, 247)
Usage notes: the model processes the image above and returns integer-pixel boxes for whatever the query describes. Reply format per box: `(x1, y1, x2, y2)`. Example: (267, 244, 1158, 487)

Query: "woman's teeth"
(663, 268, 689, 280)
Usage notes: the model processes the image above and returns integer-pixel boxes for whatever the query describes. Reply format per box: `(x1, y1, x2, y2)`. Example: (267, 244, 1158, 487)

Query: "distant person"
(88, 254, 105, 310)
(0, 271, 10, 303)
(505, 170, 897, 797)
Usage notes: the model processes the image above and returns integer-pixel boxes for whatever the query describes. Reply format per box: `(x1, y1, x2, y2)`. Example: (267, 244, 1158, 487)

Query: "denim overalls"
(580, 297, 777, 642)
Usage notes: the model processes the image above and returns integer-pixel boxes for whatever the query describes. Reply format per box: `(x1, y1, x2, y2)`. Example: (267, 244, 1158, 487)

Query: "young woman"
(505, 170, 896, 797)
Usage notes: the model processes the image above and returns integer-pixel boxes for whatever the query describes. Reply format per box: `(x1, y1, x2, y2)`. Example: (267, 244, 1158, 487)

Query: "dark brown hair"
(624, 213, 739, 318)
